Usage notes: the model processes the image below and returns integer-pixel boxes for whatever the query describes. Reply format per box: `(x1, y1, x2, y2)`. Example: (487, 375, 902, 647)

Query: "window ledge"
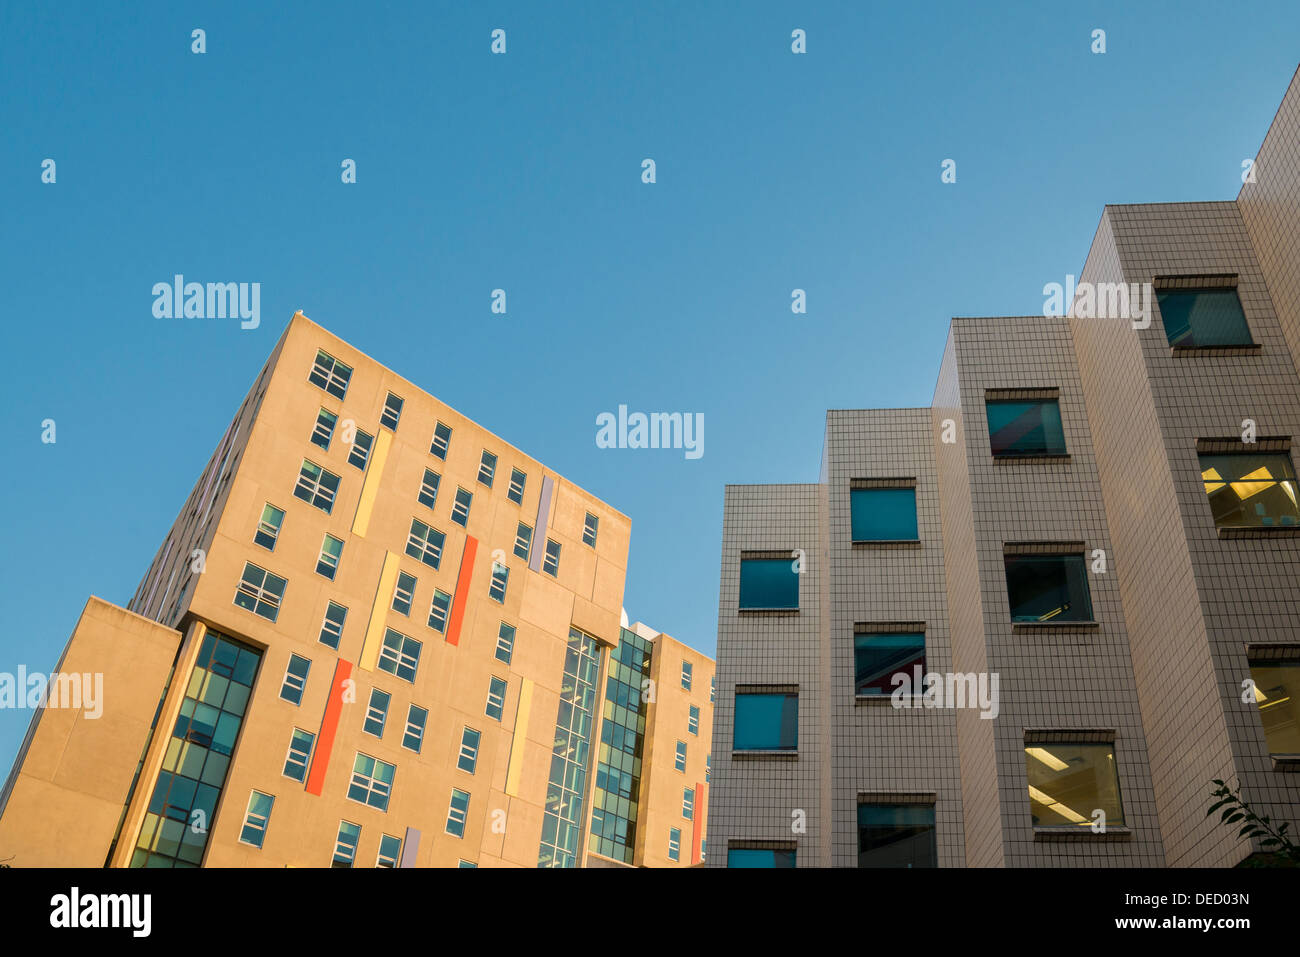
(855, 694, 903, 706)
(852, 540, 922, 550)
(1033, 826, 1132, 841)
(737, 608, 800, 617)
(1270, 754, 1300, 773)
(1012, 621, 1100, 632)
(1217, 526, 1300, 539)
(1170, 343, 1261, 356)
(732, 750, 799, 760)
(992, 454, 1072, 465)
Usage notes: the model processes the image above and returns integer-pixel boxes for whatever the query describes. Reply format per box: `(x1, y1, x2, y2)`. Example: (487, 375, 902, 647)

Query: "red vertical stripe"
(691, 781, 705, 864)
(446, 535, 478, 647)
(305, 658, 353, 796)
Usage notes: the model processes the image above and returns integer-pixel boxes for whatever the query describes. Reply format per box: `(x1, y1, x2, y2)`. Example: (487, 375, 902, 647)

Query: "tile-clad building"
(0, 312, 713, 869)
(710, 66, 1300, 868)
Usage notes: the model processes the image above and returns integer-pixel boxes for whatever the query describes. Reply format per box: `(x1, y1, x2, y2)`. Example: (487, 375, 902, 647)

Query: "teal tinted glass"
(738, 558, 798, 610)
(854, 633, 925, 696)
(1158, 288, 1252, 347)
(1004, 555, 1093, 623)
(850, 488, 918, 541)
(728, 847, 796, 868)
(734, 693, 798, 751)
(857, 804, 936, 868)
(987, 399, 1066, 456)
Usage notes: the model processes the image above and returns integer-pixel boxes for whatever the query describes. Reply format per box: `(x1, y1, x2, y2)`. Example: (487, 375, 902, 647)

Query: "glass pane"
(850, 488, 918, 541)
(1249, 661, 1300, 755)
(1158, 288, 1252, 347)
(1200, 453, 1300, 529)
(987, 400, 1067, 456)
(1004, 555, 1093, 623)
(734, 693, 797, 750)
(857, 804, 936, 867)
(738, 558, 798, 610)
(1025, 743, 1124, 827)
(854, 633, 925, 696)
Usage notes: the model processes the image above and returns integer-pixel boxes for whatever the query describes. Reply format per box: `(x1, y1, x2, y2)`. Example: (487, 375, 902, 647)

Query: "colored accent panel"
(529, 476, 555, 572)
(505, 678, 534, 797)
(691, 781, 705, 864)
(359, 551, 400, 671)
(445, 535, 478, 647)
(399, 827, 421, 868)
(306, 658, 353, 797)
(351, 428, 393, 537)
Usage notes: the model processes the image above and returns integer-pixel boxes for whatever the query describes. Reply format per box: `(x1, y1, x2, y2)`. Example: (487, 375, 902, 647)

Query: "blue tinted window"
(858, 804, 936, 868)
(734, 692, 798, 751)
(987, 400, 1066, 457)
(1004, 555, 1093, 623)
(738, 558, 798, 610)
(850, 488, 918, 541)
(728, 847, 796, 868)
(1158, 288, 1252, 347)
(854, 633, 925, 696)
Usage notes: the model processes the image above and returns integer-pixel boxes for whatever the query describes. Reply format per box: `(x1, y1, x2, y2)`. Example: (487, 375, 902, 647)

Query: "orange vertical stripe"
(305, 658, 353, 796)
(691, 781, 705, 864)
(445, 535, 478, 646)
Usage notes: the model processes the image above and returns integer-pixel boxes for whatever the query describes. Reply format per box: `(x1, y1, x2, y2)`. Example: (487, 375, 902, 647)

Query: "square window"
(234, 562, 287, 622)
(987, 399, 1067, 457)
(309, 350, 352, 400)
(403, 705, 428, 753)
(279, 654, 311, 705)
(738, 558, 798, 610)
(1247, 658, 1300, 756)
(430, 422, 452, 460)
(319, 601, 347, 650)
(728, 847, 796, 868)
(406, 518, 445, 569)
(316, 534, 344, 580)
(855, 633, 926, 696)
(294, 460, 340, 514)
(239, 790, 275, 848)
(513, 522, 533, 561)
(381, 392, 404, 431)
(485, 676, 508, 720)
(583, 512, 599, 547)
(283, 728, 316, 782)
(1004, 554, 1093, 623)
(311, 408, 337, 450)
(478, 451, 497, 487)
(364, 688, 390, 738)
(1200, 452, 1299, 529)
(858, 804, 936, 868)
(1158, 287, 1253, 348)
(542, 539, 561, 577)
(850, 487, 918, 541)
(495, 622, 516, 664)
(347, 752, 396, 811)
(376, 833, 402, 868)
(452, 488, 473, 527)
(446, 788, 471, 837)
(674, 740, 687, 771)
(254, 503, 284, 551)
(508, 468, 527, 505)
(377, 628, 421, 683)
(427, 588, 452, 633)
(1025, 741, 1124, 828)
(489, 562, 509, 604)
(392, 571, 417, 616)
(458, 727, 481, 773)
(418, 468, 441, 509)
(681, 660, 693, 690)
(332, 821, 361, 867)
(734, 691, 798, 751)
(348, 429, 374, 471)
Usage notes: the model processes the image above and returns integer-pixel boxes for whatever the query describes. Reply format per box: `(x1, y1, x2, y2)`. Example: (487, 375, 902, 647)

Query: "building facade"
(0, 313, 712, 868)
(710, 66, 1300, 868)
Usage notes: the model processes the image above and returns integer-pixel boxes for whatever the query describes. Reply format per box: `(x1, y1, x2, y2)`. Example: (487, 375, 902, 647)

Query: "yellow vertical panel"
(351, 428, 393, 538)
(505, 678, 534, 797)
(359, 551, 400, 672)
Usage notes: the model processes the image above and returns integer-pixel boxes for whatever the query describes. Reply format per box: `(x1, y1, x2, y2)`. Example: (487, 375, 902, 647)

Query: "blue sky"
(1, 1, 1297, 774)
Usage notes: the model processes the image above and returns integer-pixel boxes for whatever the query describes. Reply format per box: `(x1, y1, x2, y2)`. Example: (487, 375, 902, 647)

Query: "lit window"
(739, 558, 798, 610)
(332, 821, 361, 868)
(486, 676, 507, 720)
(458, 727, 481, 773)
(674, 740, 687, 771)
(850, 487, 918, 541)
(583, 512, 599, 547)
(377, 628, 421, 683)
(376, 833, 402, 868)
(283, 728, 316, 782)
(429, 421, 452, 460)
(734, 691, 798, 751)
(855, 632, 925, 696)
(406, 518, 445, 569)
(987, 398, 1067, 457)
(688, 704, 700, 735)
(235, 562, 286, 621)
(1247, 657, 1300, 756)
(319, 601, 347, 650)
(1025, 741, 1124, 828)
(508, 468, 526, 505)
(279, 654, 311, 705)
(1158, 287, 1253, 348)
(1200, 452, 1299, 530)
(364, 688, 390, 738)
(381, 392, 403, 431)
(495, 622, 516, 664)
(348, 753, 395, 811)
(668, 828, 681, 862)
(1004, 554, 1093, 623)
(294, 460, 340, 513)
(683, 787, 695, 820)
(513, 522, 533, 561)
(681, 660, 693, 690)
(392, 571, 417, 616)
(311, 408, 337, 450)
(542, 539, 561, 577)
(488, 562, 509, 604)
(427, 588, 452, 633)
(452, 488, 473, 527)
(403, 705, 428, 753)
(728, 847, 795, 868)
(254, 503, 284, 551)
(316, 534, 344, 580)
(418, 468, 440, 509)
(348, 429, 374, 471)
(478, 450, 497, 487)
(446, 789, 470, 837)
(309, 349, 352, 399)
(858, 803, 936, 868)
(239, 791, 275, 848)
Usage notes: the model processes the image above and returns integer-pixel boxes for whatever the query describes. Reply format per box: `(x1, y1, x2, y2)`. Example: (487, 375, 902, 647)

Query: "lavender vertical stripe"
(400, 827, 420, 867)
(529, 475, 555, 572)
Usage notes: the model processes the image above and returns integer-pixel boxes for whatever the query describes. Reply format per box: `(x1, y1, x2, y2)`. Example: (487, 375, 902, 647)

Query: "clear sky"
(1, 1, 1297, 775)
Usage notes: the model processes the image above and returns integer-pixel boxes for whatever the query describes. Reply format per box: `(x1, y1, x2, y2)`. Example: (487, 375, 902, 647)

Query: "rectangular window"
(458, 859, 477, 869)
(485, 676, 507, 720)
(1200, 452, 1300, 529)
(489, 562, 509, 604)
(430, 421, 452, 460)
(254, 503, 284, 551)
(542, 539, 561, 577)
(406, 518, 445, 569)
(452, 487, 473, 527)
(683, 788, 695, 820)
(332, 821, 361, 868)
(668, 828, 681, 862)
(681, 660, 693, 690)
(1158, 287, 1253, 348)
(855, 632, 926, 697)
(319, 601, 347, 649)
(234, 562, 286, 622)
(478, 450, 497, 487)
(851, 488, 918, 541)
(294, 459, 340, 513)
(377, 628, 421, 683)
(513, 522, 533, 561)
(1025, 741, 1124, 828)
(309, 349, 352, 399)
(239, 791, 275, 848)
(427, 588, 452, 633)
(348, 753, 396, 811)
(418, 468, 440, 509)
(376, 834, 402, 868)
(710, 675, 715, 703)
(495, 622, 516, 664)
(508, 468, 527, 505)
(403, 705, 428, 753)
(279, 654, 311, 705)
(364, 688, 390, 738)
(446, 788, 470, 837)
(381, 392, 404, 431)
(728, 847, 796, 868)
(316, 534, 344, 580)
(1005, 554, 1093, 623)
(311, 408, 337, 450)
(283, 728, 316, 782)
(674, 740, 687, 772)
(392, 571, 417, 616)
(458, 727, 481, 773)
(738, 558, 798, 610)
(987, 398, 1067, 457)
(706, 754, 711, 783)
(734, 691, 798, 751)
(688, 704, 700, 735)
(858, 803, 937, 868)
(348, 429, 374, 471)
(1248, 658, 1300, 756)
(583, 512, 599, 547)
